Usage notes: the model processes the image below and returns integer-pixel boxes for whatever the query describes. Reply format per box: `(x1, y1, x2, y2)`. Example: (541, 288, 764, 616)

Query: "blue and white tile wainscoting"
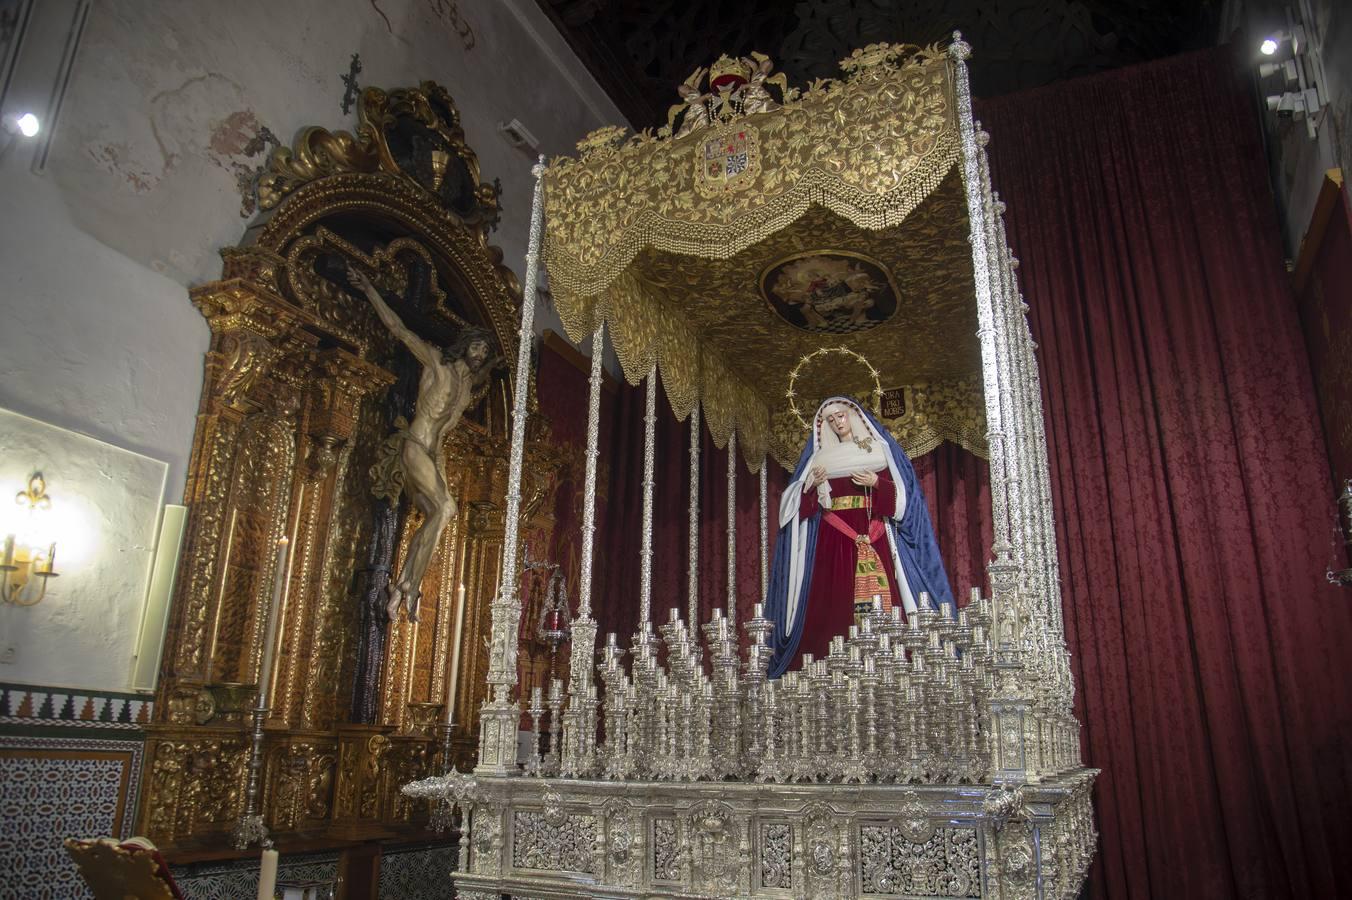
(0, 681, 153, 900)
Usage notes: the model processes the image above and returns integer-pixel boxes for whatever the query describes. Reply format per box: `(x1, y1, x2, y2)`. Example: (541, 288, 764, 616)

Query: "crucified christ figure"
(347, 263, 497, 621)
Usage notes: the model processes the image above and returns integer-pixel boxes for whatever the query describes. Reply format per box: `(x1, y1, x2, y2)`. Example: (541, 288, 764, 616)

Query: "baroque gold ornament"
(140, 80, 570, 851)
(540, 46, 968, 470)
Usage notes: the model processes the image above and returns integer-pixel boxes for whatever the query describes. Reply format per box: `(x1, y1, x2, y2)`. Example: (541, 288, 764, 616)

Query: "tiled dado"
(0, 682, 151, 900)
(168, 843, 457, 900)
(173, 852, 341, 900)
(0, 681, 154, 729)
(0, 735, 146, 900)
(378, 843, 458, 899)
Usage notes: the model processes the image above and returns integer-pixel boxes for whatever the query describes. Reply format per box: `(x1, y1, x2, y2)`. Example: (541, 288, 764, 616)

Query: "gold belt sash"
(830, 495, 870, 510)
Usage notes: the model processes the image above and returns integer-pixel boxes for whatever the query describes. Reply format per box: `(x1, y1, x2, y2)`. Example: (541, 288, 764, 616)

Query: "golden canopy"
(541, 43, 987, 470)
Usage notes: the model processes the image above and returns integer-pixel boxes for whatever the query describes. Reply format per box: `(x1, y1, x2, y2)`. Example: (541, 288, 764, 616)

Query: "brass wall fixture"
(1, 472, 60, 606)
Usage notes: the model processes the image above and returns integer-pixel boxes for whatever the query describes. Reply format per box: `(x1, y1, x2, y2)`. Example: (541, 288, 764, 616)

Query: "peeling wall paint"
(0, 0, 624, 693)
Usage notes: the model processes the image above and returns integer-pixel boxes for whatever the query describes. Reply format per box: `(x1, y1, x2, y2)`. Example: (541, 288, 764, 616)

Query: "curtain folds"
(979, 46, 1352, 899)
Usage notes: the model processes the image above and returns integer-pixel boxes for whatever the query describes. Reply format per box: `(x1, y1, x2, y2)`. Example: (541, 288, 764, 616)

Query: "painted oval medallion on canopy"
(760, 250, 899, 334)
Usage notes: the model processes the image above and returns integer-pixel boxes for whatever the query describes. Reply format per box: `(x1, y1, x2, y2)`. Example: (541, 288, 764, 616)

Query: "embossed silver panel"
(859, 826, 981, 897)
(511, 809, 597, 874)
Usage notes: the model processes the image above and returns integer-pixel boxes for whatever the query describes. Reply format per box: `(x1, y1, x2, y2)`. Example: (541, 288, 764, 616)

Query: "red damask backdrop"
(980, 46, 1352, 898)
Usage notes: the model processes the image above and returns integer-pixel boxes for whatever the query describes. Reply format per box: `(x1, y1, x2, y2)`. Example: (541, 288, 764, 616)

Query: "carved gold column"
(286, 349, 393, 731)
(141, 274, 394, 845)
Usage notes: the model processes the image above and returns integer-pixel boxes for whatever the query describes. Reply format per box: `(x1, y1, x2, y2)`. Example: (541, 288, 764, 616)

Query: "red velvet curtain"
(979, 47, 1352, 899)
(596, 377, 792, 648)
(542, 337, 994, 647)
(586, 375, 986, 651)
(913, 442, 993, 600)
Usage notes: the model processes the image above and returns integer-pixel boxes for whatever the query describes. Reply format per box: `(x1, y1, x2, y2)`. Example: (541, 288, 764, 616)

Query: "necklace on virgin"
(852, 435, 874, 452)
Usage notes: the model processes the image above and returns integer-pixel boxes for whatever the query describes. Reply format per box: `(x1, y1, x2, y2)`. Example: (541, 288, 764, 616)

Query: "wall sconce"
(1, 473, 61, 606)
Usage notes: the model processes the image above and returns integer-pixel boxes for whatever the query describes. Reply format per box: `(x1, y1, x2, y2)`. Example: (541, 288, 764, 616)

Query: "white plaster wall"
(0, 408, 168, 690)
(0, 0, 625, 500)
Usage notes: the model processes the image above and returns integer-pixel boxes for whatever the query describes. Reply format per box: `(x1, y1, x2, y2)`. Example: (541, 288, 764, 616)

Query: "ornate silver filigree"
(688, 403, 701, 626)
(760, 822, 792, 889)
(859, 825, 981, 897)
(653, 817, 680, 881)
(512, 809, 598, 873)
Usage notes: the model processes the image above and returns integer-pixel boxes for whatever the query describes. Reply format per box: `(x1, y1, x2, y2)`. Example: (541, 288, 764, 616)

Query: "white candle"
(1, 534, 13, 567)
(445, 583, 467, 725)
(256, 848, 278, 900)
(256, 538, 289, 711)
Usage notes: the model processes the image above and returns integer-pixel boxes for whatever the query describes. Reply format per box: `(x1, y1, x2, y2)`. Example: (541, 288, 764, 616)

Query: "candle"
(445, 583, 467, 725)
(753, 602, 764, 619)
(44, 542, 56, 574)
(1, 534, 13, 567)
(256, 848, 278, 900)
(256, 537, 289, 711)
(607, 632, 617, 648)
(670, 607, 680, 623)
(530, 686, 543, 709)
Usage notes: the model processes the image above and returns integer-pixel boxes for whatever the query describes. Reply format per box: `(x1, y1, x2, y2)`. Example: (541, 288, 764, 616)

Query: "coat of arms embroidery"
(695, 124, 760, 196)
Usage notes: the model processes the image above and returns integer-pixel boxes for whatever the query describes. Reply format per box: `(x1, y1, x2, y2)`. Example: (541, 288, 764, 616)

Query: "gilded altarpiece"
(137, 83, 574, 848)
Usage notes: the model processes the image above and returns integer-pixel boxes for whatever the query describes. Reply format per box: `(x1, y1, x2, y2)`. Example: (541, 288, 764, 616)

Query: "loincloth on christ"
(370, 415, 413, 504)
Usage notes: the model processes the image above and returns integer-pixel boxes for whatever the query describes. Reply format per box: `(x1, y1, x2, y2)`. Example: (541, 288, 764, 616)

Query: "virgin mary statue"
(766, 396, 954, 677)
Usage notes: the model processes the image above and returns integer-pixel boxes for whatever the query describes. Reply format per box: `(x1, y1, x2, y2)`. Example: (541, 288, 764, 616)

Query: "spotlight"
(15, 113, 39, 137)
(1259, 60, 1299, 83)
(1260, 37, 1279, 55)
